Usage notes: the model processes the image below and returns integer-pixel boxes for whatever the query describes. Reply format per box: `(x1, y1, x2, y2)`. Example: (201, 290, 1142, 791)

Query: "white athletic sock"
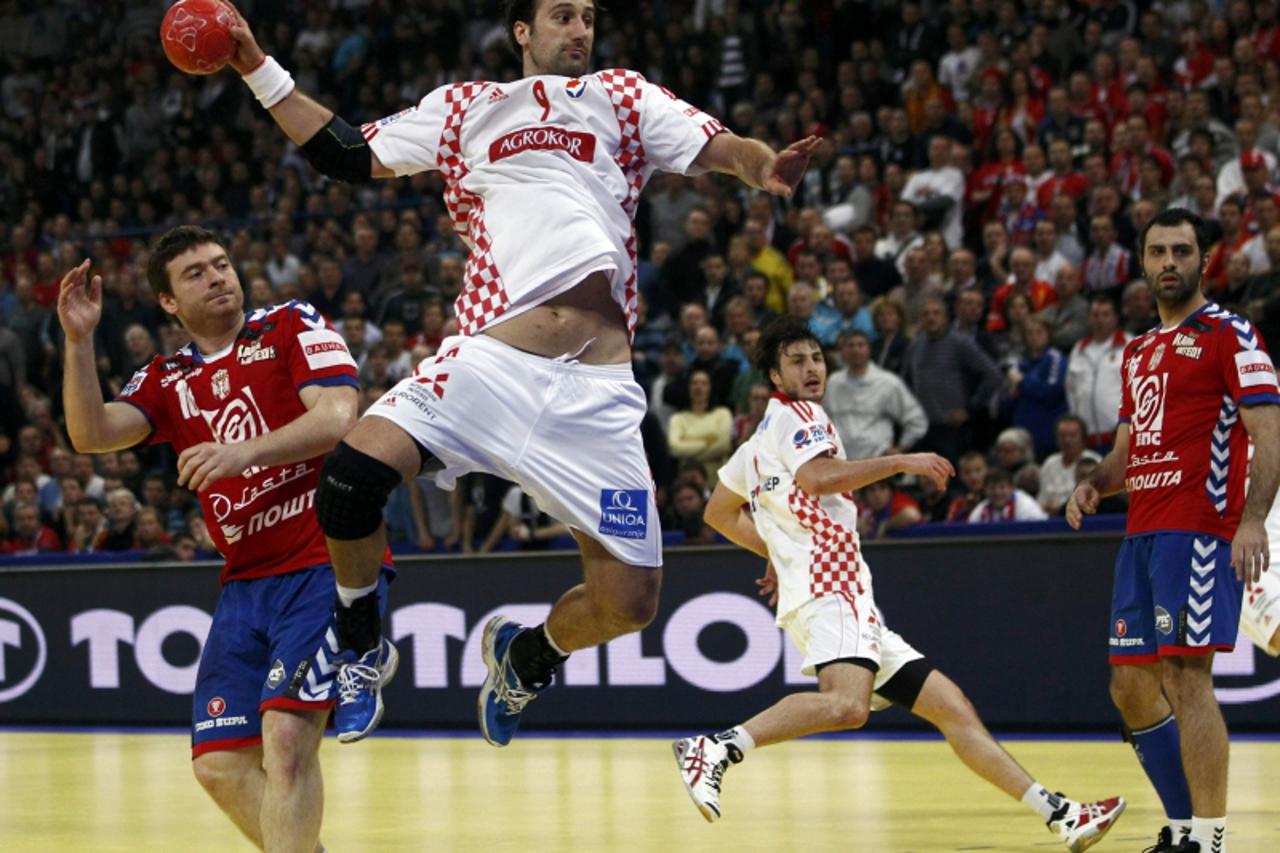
(714, 725, 755, 759)
(1171, 819, 1192, 841)
(1021, 784, 1065, 822)
(336, 581, 378, 608)
(1190, 816, 1225, 852)
(542, 623, 569, 658)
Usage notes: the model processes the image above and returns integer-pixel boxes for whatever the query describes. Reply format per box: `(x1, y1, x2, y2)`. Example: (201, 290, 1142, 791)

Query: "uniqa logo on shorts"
(598, 489, 648, 540)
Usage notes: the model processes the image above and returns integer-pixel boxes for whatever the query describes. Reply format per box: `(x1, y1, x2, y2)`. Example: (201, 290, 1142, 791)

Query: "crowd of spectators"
(5, 0, 1280, 558)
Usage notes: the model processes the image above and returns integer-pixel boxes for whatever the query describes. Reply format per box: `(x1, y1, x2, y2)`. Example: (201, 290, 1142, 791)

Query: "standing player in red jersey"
(57, 226, 391, 852)
(1068, 208, 1280, 853)
(216, 0, 820, 747)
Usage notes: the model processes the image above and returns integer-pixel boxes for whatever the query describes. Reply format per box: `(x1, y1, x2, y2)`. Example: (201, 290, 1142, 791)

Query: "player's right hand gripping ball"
(160, 0, 237, 75)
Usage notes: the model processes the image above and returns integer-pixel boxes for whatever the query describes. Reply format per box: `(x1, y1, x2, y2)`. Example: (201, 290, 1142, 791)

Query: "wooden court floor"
(2, 731, 1278, 852)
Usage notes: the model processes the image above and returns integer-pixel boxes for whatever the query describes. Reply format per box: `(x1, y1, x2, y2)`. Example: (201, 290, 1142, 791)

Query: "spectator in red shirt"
(3, 501, 63, 555)
(987, 247, 1058, 332)
(1089, 53, 1130, 130)
(946, 451, 988, 522)
(1254, 0, 1280, 62)
(857, 480, 922, 540)
(133, 507, 171, 553)
(31, 252, 63, 308)
(1037, 139, 1089, 211)
(407, 298, 447, 359)
(1110, 115, 1174, 200)
(787, 221, 854, 269)
(1204, 196, 1251, 294)
(968, 127, 1025, 222)
(1174, 24, 1218, 89)
(1125, 82, 1167, 142)
(1067, 71, 1106, 127)
(998, 176, 1045, 246)
(1002, 68, 1045, 144)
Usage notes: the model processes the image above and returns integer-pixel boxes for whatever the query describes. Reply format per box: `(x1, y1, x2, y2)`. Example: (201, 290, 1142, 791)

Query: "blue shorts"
(191, 565, 390, 758)
(1110, 532, 1244, 665)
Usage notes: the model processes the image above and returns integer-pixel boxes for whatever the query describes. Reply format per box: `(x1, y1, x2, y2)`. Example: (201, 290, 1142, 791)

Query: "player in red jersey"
(215, 0, 819, 747)
(1068, 209, 1280, 853)
(57, 226, 386, 852)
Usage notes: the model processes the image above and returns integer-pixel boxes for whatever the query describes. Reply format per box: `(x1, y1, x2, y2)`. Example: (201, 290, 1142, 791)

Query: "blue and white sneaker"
(334, 638, 399, 743)
(478, 616, 547, 747)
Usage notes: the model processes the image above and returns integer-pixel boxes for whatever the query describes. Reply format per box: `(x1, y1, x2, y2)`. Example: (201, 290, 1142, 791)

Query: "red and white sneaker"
(1049, 794, 1127, 852)
(671, 735, 742, 822)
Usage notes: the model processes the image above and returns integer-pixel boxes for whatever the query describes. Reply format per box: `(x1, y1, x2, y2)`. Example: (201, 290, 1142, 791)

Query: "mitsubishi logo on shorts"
(207, 696, 226, 717)
(0, 598, 48, 703)
(414, 371, 449, 399)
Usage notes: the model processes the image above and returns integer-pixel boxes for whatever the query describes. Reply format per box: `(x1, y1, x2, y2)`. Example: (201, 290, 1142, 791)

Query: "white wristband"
(242, 56, 295, 110)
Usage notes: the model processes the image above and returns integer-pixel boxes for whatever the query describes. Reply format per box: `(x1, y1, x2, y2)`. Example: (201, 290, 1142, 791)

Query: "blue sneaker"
(334, 638, 399, 743)
(478, 616, 547, 747)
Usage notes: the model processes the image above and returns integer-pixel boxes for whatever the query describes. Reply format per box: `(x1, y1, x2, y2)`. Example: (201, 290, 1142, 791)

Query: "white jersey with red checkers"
(1118, 302, 1280, 539)
(116, 301, 359, 584)
(363, 71, 725, 340)
(718, 393, 872, 628)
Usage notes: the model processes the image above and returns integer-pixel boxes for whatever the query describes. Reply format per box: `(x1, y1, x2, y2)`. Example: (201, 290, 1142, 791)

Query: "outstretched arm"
(693, 133, 822, 197)
(795, 452, 954, 497)
(58, 261, 152, 453)
(222, 2, 394, 179)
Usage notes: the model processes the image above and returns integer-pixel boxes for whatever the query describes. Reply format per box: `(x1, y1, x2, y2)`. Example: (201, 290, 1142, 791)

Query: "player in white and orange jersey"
(672, 316, 1126, 852)
(213, 0, 820, 746)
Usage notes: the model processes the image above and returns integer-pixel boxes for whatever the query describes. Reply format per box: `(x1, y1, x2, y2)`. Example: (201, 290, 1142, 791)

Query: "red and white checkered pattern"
(788, 486, 864, 599)
(454, 208, 511, 335)
(434, 82, 511, 336)
(437, 82, 489, 242)
(598, 69, 649, 341)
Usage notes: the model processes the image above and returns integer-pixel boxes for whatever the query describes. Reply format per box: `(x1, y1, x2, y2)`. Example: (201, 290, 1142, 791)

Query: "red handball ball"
(160, 0, 237, 75)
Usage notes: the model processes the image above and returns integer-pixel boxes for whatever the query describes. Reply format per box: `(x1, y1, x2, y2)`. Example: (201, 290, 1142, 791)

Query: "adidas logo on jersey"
(489, 88, 508, 103)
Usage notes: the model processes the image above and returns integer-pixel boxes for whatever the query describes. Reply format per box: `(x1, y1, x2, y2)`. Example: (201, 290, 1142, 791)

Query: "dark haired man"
(57, 225, 377, 852)
(1069, 208, 1280, 852)
(672, 316, 1124, 850)
(218, 0, 819, 748)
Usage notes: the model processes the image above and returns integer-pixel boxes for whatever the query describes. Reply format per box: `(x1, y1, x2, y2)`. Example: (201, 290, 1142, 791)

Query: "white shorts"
(365, 334, 661, 566)
(784, 593, 924, 711)
(1241, 568, 1280, 656)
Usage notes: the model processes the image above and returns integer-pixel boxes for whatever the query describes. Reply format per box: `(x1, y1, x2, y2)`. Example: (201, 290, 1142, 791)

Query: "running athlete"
(57, 226, 392, 852)
(1068, 208, 1280, 853)
(220, 0, 820, 745)
(673, 317, 1126, 853)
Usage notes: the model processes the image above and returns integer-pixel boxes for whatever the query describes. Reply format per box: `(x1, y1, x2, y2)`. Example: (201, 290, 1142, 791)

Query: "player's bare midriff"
(479, 270, 631, 364)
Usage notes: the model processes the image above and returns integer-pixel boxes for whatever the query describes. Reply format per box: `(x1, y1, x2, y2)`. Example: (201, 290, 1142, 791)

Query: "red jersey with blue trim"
(1118, 302, 1280, 539)
(117, 301, 359, 583)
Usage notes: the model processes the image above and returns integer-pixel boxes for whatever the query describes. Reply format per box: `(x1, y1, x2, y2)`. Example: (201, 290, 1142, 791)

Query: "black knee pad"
(315, 442, 403, 540)
(875, 658, 935, 709)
